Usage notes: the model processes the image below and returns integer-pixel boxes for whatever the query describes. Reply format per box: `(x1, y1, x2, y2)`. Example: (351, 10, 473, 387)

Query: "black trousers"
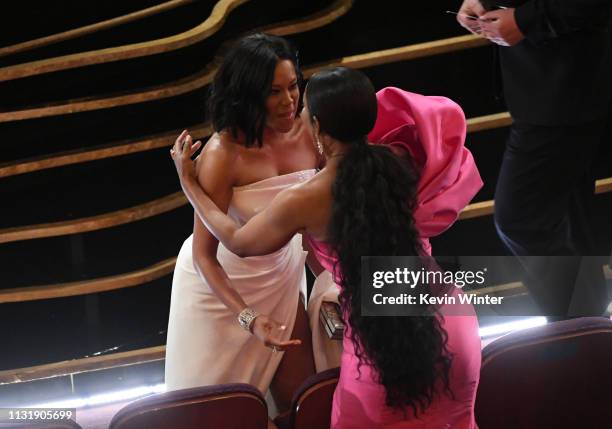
(494, 120, 609, 317)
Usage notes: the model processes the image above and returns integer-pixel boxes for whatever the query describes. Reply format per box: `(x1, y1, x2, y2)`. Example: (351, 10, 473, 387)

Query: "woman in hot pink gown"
(171, 68, 483, 428)
(306, 86, 482, 428)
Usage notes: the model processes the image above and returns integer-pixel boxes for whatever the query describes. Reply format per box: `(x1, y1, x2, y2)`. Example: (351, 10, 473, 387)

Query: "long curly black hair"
(306, 67, 452, 416)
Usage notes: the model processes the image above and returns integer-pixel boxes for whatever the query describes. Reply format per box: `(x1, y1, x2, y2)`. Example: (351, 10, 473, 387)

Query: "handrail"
(458, 177, 612, 219)
(0, 177, 612, 304)
(0, 258, 176, 304)
(0, 346, 165, 385)
(459, 200, 495, 220)
(466, 112, 512, 133)
(303, 34, 489, 78)
(0, 179, 609, 304)
(0, 60, 218, 123)
(0, 192, 187, 244)
(258, 0, 353, 37)
(596, 177, 612, 194)
(0, 0, 195, 58)
(0, 124, 212, 178)
(472, 265, 612, 297)
(0, 0, 249, 82)
(1, 266, 610, 384)
(0, 0, 353, 123)
(0, 172, 609, 246)
(0, 110, 507, 179)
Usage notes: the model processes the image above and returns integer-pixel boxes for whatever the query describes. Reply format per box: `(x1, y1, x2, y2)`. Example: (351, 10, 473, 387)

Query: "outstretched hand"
(170, 130, 202, 187)
(251, 314, 302, 353)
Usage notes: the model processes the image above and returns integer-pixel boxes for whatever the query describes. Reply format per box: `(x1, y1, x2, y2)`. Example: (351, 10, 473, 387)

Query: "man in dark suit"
(457, 0, 612, 317)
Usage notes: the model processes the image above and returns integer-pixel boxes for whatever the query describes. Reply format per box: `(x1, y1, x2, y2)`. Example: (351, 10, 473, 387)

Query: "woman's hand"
(170, 130, 202, 187)
(251, 314, 302, 352)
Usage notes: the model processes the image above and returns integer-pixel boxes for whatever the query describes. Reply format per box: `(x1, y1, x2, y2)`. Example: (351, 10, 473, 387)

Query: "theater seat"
(108, 383, 268, 429)
(476, 317, 612, 428)
(275, 367, 340, 429)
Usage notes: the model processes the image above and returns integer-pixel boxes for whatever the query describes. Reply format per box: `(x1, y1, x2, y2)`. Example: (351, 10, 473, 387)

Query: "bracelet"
(237, 308, 259, 332)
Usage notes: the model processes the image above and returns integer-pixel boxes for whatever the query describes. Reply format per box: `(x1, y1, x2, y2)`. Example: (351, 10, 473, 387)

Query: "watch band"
(237, 307, 259, 332)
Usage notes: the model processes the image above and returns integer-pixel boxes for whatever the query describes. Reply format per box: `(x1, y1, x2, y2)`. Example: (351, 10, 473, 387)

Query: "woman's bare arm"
(186, 174, 307, 257)
(189, 136, 249, 316)
(172, 132, 309, 258)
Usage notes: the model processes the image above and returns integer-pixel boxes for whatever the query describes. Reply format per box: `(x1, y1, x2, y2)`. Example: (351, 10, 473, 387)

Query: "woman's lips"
(279, 109, 295, 119)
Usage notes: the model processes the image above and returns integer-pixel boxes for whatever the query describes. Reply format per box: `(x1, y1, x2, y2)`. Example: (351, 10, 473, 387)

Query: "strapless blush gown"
(165, 169, 316, 393)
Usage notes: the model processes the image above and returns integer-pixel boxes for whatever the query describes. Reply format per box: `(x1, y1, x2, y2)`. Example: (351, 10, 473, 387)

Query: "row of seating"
(3, 317, 611, 429)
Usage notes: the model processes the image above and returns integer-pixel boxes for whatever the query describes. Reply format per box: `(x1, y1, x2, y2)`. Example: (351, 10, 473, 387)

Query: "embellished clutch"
(320, 301, 345, 341)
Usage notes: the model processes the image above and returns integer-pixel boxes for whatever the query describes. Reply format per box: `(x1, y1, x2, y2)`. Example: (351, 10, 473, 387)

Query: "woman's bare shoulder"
(288, 170, 331, 206)
(203, 132, 241, 155)
(195, 132, 241, 182)
(197, 132, 239, 164)
(273, 170, 331, 235)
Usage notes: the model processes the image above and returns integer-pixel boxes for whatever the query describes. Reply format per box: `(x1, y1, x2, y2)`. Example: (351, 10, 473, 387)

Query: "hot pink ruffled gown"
(306, 87, 483, 428)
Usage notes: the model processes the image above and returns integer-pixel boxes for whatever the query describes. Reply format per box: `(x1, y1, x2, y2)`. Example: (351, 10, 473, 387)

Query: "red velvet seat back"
(109, 383, 268, 429)
(476, 317, 612, 428)
(275, 367, 340, 429)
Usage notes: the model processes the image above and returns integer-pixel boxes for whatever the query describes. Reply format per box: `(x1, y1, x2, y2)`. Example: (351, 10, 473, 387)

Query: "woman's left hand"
(170, 130, 202, 185)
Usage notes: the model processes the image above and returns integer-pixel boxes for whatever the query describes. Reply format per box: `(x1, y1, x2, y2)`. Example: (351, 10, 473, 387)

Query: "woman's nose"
(281, 89, 294, 105)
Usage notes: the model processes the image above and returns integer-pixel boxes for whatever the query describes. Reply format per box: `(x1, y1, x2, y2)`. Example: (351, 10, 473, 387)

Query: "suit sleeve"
(515, 0, 612, 43)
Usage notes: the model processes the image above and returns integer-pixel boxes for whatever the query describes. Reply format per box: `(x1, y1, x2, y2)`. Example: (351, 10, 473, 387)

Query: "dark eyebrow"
(271, 79, 298, 88)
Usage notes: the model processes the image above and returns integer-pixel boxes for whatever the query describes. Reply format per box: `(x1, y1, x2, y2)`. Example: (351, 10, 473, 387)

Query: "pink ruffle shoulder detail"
(368, 87, 483, 254)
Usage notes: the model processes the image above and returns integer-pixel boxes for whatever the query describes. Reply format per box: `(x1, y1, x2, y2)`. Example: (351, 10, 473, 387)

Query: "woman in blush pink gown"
(171, 68, 483, 428)
(164, 34, 319, 415)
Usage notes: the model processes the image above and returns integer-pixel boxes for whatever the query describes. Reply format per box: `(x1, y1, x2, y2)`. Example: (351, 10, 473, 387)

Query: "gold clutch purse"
(319, 301, 345, 341)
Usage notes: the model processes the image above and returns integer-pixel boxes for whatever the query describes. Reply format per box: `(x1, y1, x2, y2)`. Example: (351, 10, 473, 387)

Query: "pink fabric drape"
(369, 87, 483, 254)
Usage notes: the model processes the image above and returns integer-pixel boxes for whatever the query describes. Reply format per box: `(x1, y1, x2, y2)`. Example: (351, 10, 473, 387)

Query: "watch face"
(238, 309, 257, 330)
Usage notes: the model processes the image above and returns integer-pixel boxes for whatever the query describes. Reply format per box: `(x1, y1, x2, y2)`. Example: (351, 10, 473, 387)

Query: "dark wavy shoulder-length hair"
(305, 67, 453, 417)
(207, 32, 301, 148)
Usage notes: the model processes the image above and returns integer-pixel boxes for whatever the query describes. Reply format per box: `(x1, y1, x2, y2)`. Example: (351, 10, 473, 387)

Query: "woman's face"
(265, 59, 299, 133)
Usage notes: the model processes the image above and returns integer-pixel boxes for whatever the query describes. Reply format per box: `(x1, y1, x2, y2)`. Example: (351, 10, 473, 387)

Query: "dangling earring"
(316, 137, 324, 156)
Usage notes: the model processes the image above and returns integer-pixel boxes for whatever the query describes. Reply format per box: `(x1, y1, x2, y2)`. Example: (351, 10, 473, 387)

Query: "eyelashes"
(270, 82, 299, 95)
